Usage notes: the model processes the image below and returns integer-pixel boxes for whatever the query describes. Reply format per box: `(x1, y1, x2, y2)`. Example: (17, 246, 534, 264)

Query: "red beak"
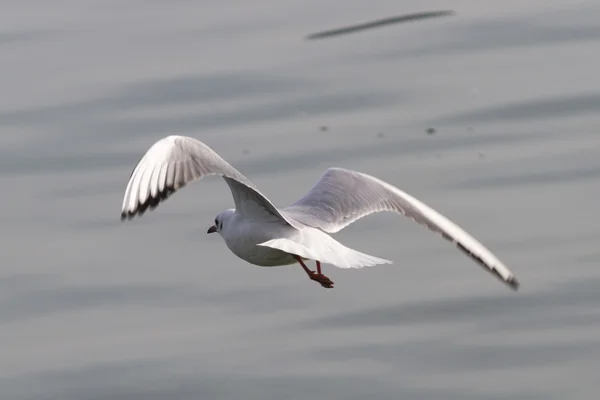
(207, 225, 217, 234)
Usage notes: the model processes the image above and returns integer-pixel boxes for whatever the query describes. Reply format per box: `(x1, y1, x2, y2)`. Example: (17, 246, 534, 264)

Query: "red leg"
(293, 256, 334, 289)
(296, 256, 313, 275)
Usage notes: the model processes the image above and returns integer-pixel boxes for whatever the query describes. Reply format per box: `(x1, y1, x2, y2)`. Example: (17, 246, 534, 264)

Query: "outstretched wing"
(282, 167, 520, 290)
(120, 135, 299, 227)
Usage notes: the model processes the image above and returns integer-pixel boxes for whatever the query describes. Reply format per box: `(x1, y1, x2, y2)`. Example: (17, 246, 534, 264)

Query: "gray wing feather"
(282, 168, 520, 290)
(121, 135, 299, 227)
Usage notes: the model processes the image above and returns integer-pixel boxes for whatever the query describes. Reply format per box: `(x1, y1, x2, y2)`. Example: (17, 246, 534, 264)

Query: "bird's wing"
(282, 167, 519, 290)
(120, 135, 300, 227)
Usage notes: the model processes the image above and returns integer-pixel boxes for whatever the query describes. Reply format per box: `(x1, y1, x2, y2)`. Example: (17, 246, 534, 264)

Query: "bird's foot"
(309, 272, 334, 289)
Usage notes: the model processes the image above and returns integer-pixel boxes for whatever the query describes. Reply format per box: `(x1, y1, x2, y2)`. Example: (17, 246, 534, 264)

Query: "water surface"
(1, 1, 600, 399)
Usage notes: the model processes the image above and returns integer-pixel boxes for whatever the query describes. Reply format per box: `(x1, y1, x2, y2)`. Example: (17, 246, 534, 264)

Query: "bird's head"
(207, 209, 235, 235)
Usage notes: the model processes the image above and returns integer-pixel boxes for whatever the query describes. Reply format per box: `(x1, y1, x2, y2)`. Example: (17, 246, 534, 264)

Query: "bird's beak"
(207, 225, 217, 234)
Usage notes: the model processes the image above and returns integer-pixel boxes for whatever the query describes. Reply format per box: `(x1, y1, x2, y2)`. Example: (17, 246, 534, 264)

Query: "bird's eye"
(214, 218, 218, 227)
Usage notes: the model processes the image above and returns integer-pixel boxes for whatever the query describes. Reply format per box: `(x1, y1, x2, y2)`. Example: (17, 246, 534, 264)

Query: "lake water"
(2, 1, 600, 399)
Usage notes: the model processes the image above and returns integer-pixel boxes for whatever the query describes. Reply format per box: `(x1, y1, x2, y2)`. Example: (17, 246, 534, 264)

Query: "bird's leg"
(294, 256, 334, 289)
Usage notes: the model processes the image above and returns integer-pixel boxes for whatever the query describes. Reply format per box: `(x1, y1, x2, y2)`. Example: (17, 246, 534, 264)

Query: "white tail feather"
(258, 238, 392, 269)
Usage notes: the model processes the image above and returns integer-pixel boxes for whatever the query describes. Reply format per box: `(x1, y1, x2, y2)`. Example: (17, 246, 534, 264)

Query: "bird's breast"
(222, 219, 298, 267)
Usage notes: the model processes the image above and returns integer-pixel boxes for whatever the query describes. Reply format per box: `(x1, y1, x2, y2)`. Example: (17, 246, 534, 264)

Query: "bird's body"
(121, 135, 520, 290)
(212, 208, 391, 269)
(218, 210, 298, 267)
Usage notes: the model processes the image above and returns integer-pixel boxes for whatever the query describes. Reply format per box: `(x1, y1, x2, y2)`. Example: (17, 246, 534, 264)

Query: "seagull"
(120, 135, 520, 291)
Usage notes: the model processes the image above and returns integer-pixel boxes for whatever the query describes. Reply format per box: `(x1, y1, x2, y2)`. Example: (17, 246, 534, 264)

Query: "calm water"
(2, 1, 600, 399)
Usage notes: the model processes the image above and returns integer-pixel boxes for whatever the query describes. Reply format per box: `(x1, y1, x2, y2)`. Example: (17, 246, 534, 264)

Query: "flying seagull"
(120, 135, 519, 291)
(305, 10, 455, 40)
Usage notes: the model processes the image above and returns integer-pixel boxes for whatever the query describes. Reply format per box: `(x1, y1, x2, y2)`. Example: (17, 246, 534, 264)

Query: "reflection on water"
(1, 1, 600, 399)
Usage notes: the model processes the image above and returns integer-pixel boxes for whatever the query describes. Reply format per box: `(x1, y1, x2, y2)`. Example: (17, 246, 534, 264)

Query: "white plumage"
(121, 135, 520, 290)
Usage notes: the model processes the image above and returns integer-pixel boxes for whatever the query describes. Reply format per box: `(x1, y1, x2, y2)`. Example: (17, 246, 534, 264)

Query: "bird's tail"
(258, 238, 392, 269)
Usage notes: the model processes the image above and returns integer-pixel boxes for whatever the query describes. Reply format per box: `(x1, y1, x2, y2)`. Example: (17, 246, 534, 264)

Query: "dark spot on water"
(305, 10, 455, 40)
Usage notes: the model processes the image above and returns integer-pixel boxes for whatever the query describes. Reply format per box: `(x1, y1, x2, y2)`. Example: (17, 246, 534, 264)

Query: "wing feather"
(120, 135, 300, 228)
(283, 167, 520, 290)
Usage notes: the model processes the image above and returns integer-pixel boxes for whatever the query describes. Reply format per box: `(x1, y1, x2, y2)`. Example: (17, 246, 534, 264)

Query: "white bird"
(120, 135, 520, 290)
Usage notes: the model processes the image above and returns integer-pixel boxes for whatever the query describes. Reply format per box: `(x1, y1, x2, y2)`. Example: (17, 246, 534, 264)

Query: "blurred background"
(1, 1, 600, 399)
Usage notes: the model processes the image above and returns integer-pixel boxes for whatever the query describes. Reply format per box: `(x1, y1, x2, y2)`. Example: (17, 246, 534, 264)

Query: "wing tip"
(489, 266, 520, 292)
(120, 185, 177, 222)
(505, 275, 520, 291)
(120, 210, 137, 221)
(120, 209, 145, 221)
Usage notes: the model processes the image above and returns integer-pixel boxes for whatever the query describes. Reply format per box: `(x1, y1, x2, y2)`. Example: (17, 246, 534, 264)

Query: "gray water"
(2, 1, 600, 399)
